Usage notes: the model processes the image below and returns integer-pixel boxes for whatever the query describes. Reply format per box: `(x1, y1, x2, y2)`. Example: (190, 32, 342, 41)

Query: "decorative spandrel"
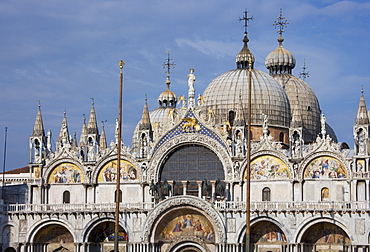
(304, 156, 346, 179)
(98, 159, 139, 182)
(48, 163, 84, 184)
(245, 155, 290, 180)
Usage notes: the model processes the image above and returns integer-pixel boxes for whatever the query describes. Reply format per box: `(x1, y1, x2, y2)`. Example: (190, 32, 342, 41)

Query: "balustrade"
(2, 200, 369, 214)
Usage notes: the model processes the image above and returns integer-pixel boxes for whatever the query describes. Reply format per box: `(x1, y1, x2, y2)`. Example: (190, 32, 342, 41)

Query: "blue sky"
(0, 0, 369, 170)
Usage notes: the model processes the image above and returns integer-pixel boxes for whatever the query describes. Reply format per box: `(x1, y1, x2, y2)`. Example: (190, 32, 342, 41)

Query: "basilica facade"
(1, 12, 370, 252)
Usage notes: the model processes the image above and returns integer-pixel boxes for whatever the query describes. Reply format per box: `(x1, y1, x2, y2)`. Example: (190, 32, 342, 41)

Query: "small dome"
(158, 90, 177, 108)
(265, 37, 296, 75)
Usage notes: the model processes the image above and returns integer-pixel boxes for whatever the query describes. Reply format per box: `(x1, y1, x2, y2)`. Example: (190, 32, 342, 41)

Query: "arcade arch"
(299, 222, 351, 251)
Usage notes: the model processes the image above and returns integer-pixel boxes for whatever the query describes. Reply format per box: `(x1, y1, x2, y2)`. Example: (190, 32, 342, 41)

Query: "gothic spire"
(99, 121, 107, 151)
(58, 111, 70, 147)
(79, 114, 87, 146)
(72, 132, 78, 150)
(87, 98, 99, 135)
(140, 95, 152, 130)
(32, 101, 45, 137)
(356, 87, 370, 125)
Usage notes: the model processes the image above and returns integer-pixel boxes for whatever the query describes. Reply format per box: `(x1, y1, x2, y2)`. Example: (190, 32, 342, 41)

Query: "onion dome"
(265, 36, 296, 75)
(202, 33, 291, 131)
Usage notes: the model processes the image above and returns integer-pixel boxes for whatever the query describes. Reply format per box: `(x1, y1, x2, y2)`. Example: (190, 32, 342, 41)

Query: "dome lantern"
(265, 9, 296, 75)
(236, 32, 255, 69)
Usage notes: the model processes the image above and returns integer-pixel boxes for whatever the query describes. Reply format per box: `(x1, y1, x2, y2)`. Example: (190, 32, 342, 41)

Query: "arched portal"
(33, 224, 74, 251)
(239, 221, 287, 252)
(300, 222, 351, 251)
(162, 236, 211, 252)
(250, 221, 287, 251)
(166, 240, 209, 252)
(87, 221, 128, 252)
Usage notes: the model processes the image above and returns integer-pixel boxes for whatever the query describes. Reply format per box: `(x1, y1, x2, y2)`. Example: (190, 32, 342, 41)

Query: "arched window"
(321, 187, 329, 201)
(63, 191, 70, 204)
(228, 110, 235, 126)
(115, 190, 122, 202)
(279, 132, 284, 142)
(160, 145, 224, 196)
(262, 187, 271, 201)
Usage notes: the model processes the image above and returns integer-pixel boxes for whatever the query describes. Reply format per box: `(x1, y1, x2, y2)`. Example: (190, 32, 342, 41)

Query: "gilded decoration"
(98, 159, 139, 182)
(156, 210, 215, 242)
(304, 156, 346, 179)
(251, 222, 287, 244)
(48, 163, 84, 184)
(246, 155, 290, 180)
(356, 159, 365, 172)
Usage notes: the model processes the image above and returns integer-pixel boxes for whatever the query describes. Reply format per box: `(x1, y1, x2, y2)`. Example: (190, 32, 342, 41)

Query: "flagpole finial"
(119, 60, 125, 69)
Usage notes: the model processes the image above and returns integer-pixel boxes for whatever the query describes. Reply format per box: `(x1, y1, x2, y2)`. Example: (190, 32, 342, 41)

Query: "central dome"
(202, 68, 291, 128)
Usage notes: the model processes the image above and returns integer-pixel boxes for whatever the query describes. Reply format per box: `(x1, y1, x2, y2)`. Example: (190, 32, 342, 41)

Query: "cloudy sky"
(0, 0, 369, 170)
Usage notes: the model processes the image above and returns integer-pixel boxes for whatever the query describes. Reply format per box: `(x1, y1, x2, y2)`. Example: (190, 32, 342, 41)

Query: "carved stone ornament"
(141, 196, 225, 242)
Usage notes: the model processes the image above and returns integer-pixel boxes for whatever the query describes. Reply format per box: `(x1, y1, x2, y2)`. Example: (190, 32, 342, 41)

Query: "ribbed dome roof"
(202, 68, 291, 128)
(150, 107, 179, 126)
(265, 37, 296, 75)
(273, 74, 322, 142)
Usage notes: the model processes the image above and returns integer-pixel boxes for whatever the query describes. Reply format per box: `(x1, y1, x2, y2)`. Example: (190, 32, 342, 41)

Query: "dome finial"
(239, 9, 253, 38)
(236, 9, 255, 69)
(158, 52, 177, 108)
(36, 100, 41, 109)
(273, 8, 289, 46)
(298, 60, 310, 80)
(163, 51, 176, 90)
